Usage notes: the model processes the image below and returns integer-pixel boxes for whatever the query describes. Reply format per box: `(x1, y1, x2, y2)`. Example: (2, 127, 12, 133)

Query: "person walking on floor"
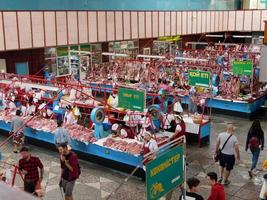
(215, 124, 240, 185)
(206, 172, 226, 200)
(58, 143, 80, 200)
(10, 110, 24, 153)
(54, 120, 71, 148)
(18, 146, 44, 195)
(179, 177, 204, 200)
(245, 119, 265, 178)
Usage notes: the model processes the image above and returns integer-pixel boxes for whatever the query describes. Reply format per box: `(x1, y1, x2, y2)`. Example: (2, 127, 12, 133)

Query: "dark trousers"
(24, 180, 37, 194)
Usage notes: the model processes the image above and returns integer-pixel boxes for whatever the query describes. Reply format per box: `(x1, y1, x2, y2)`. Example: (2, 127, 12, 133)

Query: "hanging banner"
(233, 61, 253, 76)
(118, 87, 146, 112)
(188, 70, 210, 87)
(158, 35, 180, 42)
(146, 145, 184, 200)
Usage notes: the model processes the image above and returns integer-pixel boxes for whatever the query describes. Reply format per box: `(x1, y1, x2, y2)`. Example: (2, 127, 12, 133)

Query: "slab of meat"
(102, 138, 143, 155)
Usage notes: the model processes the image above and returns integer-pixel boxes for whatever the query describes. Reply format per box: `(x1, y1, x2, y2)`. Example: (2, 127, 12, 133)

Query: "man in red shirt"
(206, 172, 226, 200)
(58, 143, 80, 200)
(18, 146, 44, 195)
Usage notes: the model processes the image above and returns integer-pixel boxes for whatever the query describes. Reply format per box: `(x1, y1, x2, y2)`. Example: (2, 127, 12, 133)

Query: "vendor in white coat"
(107, 90, 118, 108)
(64, 105, 77, 125)
(143, 131, 158, 166)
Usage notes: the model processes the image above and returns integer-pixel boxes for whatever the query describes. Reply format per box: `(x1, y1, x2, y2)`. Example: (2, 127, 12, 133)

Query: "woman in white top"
(143, 131, 159, 167)
(64, 105, 77, 125)
(108, 92, 118, 108)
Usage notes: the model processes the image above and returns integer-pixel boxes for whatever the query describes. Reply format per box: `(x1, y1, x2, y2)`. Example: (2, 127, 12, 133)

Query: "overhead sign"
(188, 70, 210, 88)
(146, 145, 184, 200)
(118, 87, 145, 112)
(233, 61, 253, 76)
(158, 35, 180, 42)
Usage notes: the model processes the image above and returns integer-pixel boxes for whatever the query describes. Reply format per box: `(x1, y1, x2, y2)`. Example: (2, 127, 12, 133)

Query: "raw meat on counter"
(0, 110, 96, 143)
(103, 138, 143, 155)
(26, 117, 57, 132)
(0, 111, 13, 122)
(64, 124, 95, 143)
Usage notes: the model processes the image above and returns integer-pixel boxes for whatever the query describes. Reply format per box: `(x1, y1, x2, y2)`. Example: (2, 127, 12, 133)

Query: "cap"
(120, 129, 128, 137)
(111, 123, 119, 131)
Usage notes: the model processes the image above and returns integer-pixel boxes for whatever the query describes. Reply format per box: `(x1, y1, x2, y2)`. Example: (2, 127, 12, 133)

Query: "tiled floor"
(0, 113, 266, 200)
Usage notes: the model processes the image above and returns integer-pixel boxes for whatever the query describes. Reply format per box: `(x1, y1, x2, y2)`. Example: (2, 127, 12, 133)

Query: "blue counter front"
(180, 95, 266, 114)
(0, 120, 143, 168)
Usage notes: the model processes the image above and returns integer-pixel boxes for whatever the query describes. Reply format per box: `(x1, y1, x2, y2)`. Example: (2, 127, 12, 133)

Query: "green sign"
(233, 61, 253, 76)
(57, 46, 68, 57)
(188, 70, 210, 87)
(118, 87, 145, 112)
(146, 145, 184, 200)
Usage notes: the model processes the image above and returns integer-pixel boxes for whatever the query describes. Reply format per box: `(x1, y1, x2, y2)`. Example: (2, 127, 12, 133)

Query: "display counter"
(180, 95, 266, 115)
(0, 120, 143, 168)
(83, 81, 266, 115)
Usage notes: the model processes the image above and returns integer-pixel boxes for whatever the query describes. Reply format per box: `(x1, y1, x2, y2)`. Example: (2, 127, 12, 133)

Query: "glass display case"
(44, 44, 102, 81)
(108, 40, 139, 59)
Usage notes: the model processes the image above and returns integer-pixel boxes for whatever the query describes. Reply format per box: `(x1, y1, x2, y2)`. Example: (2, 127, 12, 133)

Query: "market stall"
(0, 76, 208, 174)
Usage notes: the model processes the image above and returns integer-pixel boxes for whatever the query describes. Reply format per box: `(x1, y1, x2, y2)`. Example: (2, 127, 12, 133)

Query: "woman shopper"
(246, 119, 265, 178)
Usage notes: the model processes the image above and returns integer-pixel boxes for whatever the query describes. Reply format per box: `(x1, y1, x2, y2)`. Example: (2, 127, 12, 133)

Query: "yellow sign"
(158, 35, 180, 42)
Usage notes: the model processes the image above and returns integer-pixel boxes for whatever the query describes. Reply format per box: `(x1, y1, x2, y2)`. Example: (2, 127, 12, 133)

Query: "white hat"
(33, 97, 38, 103)
(120, 129, 128, 137)
(111, 123, 119, 131)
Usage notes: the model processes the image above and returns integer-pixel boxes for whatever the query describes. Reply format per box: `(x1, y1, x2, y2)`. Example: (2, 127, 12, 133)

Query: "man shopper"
(179, 177, 204, 200)
(215, 124, 240, 185)
(10, 110, 24, 153)
(54, 120, 71, 147)
(206, 172, 226, 200)
(58, 143, 80, 200)
(18, 147, 44, 195)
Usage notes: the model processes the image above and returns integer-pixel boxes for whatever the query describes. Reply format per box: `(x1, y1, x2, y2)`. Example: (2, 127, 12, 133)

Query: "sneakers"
(222, 179, 231, 186)
(248, 170, 253, 179)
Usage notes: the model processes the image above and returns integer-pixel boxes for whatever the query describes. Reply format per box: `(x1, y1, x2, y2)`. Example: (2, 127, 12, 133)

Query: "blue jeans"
(251, 148, 260, 170)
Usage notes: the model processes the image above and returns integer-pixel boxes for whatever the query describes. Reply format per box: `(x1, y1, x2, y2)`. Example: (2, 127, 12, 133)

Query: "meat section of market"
(0, 70, 211, 169)
(0, 42, 266, 171)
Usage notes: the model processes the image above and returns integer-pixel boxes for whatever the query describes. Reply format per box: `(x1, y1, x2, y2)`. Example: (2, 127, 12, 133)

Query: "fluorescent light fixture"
(215, 43, 238, 46)
(186, 42, 208, 45)
(206, 34, 224, 38)
(175, 57, 208, 62)
(137, 54, 166, 59)
(232, 35, 252, 38)
(102, 52, 129, 57)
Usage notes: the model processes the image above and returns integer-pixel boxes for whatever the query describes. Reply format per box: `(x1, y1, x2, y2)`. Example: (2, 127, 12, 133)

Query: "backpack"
(249, 136, 260, 149)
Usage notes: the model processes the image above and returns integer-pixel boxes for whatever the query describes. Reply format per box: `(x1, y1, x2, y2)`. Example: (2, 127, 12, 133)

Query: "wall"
(139, 38, 155, 54)
(0, 59, 6, 72)
(0, 49, 44, 74)
(0, 0, 239, 11)
(0, 10, 266, 52)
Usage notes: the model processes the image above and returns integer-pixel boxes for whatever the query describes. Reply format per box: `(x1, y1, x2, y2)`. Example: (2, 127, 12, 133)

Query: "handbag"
(214, 134, 232, 162)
